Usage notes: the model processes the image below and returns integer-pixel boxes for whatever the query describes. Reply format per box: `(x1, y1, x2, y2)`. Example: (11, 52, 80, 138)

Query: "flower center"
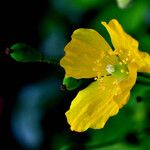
(106, 64, 115, 74)
(112, 61, 129, 81)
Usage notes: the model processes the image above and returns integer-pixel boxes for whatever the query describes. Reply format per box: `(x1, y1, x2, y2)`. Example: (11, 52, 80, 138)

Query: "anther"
(113, 81, 117, 85)
(92, 68, 96, 71)
(125, 58, 129, 61)
(128, 53, 131, 56)
(119, 62, 123, 65)
(121, 69, 124, 73)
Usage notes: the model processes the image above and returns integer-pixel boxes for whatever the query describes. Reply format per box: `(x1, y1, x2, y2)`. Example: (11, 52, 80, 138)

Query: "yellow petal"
(137, 51, 150, 73)
(102, 19, 142, 66)
(60, 28, 113, 79)
(114, 63, 137, 108)
(114, 89, 130, 108)
(118, 63, 137, 89)
(102, 19, 138, 51)
(65, 76, 120, 132)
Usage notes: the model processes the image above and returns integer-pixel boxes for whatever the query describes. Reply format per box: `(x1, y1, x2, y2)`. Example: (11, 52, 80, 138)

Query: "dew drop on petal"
(106, 64, 115, 74)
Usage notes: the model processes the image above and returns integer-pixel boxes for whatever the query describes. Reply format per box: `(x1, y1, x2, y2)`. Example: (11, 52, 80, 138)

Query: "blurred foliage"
(116, 0, 132, 9)
(0, 0, 150, 150)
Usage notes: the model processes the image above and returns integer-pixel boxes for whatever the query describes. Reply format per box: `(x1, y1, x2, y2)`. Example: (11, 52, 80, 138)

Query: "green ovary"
(112, 63, 129, 80)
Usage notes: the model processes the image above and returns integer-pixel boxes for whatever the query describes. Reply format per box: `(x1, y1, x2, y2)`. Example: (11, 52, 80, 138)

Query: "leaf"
(63, 77, 83, 90)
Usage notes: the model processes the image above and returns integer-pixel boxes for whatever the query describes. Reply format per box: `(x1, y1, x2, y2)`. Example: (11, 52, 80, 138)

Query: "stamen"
(125, 58, 129, 61)
(122, 60, 127, 64)
(121, 69, 124, 73)
(128, 53, 131, 56)
(119, 62, 123, 65)
(94, 59, 100, 64)
(114, 93, 118, 96)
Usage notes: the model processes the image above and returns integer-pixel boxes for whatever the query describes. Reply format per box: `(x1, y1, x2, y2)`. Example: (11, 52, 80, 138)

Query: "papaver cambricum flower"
(60, 19, 150, 132)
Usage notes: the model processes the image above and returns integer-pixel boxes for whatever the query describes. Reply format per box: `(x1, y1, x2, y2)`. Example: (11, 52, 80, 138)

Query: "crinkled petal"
(118, 63, 137, 90)
(102, 19, 143, 66)
(137, 51, 150, 73)
(65, 76, 120, 132)
(60, 28, 113, 79)
(114, 90, 130, 108)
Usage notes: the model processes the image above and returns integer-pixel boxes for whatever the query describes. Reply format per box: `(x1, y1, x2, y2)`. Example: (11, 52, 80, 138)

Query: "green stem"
(40, 55, 61, 65)
(84, 138, 123, 150)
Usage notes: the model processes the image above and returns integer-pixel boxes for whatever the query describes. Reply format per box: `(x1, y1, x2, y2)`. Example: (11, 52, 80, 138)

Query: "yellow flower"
(60, 19, 150, 132)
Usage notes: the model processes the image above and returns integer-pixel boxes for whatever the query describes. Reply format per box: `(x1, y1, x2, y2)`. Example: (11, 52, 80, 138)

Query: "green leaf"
(63, 77, 83, 91)
(10, 43, 42, 62)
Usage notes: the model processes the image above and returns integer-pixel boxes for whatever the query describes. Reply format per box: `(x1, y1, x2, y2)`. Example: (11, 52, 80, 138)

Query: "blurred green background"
(0, 0, 150, 149)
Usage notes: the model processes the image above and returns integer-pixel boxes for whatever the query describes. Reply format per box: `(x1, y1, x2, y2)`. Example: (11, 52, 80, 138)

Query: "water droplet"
(106, 64, 115, 74)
